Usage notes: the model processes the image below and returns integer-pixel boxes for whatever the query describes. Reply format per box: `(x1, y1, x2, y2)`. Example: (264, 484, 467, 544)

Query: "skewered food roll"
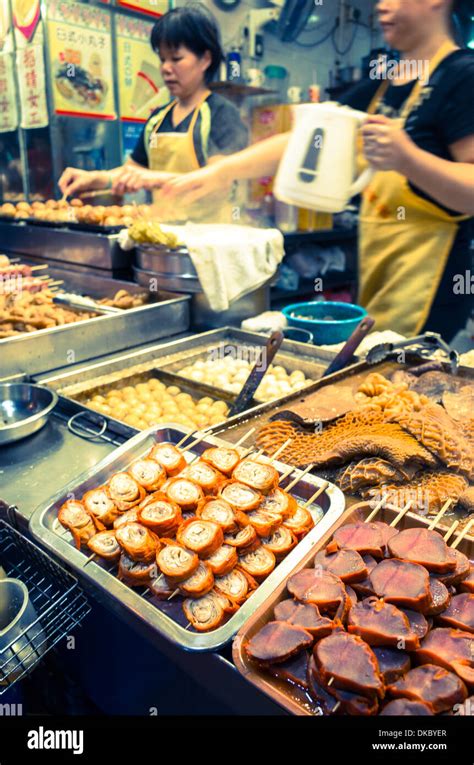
(239, 547, 276, 580)
(129, 458, 167, 492)
(148, 442, 186, 475)
(282, 505, 314, 537)
(82, 487, 120, 528)
(118, 554, 156, 586)
(115, 522, 160, 563)
(87, 530, 121, 561)
(183, 593, 225, 632)
(201, 447, 240, 476)
(113, 508, 139, 529)
(224, 525, 259, 551)
(107, 472, 146, 511)
(215, 568, 256, 604)
(176, 518, 223, 557)
(206, 544, 238, 576)
(238, 509, 281, 538)
(179, 460, 225, 495)
(232, 460, 279, 494)
(148, 575, 174, 600)
(260, 488, 297, 520)
(137, 493, 182, 535)
(58, 499, 97, 549)
(218, 481, 263, 512)
(196, 498, 237, 532)
(178, 561, 215, 597)
(261, 526, 297, 559)
(156, 542, 199, 583)
(165, 477, 204, 511)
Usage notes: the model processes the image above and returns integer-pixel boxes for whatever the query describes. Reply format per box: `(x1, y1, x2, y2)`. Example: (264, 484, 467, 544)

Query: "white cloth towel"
(183, 223, 285, 312)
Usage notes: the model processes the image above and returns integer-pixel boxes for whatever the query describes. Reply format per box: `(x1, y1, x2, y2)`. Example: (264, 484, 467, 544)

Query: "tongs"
(53, 293, 122, 315)
(365, 332, 460, 375)
(228, 331, 284, 417)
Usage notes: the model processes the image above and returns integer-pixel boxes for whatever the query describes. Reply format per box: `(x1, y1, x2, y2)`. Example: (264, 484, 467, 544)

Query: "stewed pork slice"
(165, 477, 204, 512)
(315, 631, 385, 701)
(307, 655, 379, 716)
(239, 547, 276, 581)
(282, 505, 314, 537)
(224, 524, 259, 551)
(215, 568, 255, 604)
(313, 548, 369, 584)
(426, 577, 451, 616)
(238, 509, 281, 538)
(347, 597, 420, 650)
(232, 460, 279, 494)
(287, 569, 347, 616)
(388, 527, 457, 574)
(82, 487, 120, 528)
(345, 585, 358, 608)
(387, 664, 468, 713)
(201, 446, 240, 477)
(268, 651, 310, 690)
(128, 458, 166, 492)
(113, 508, 139, 529)
(196, 498, 237, 533)
(437, 549, 471, 587)
(352, 555, 378, 598)
(260, 488, 297, 521)
(206, 545, 238, 577)
(107, 472, 146, 512)
(87, 530, 121, 561)
(218, 481, 263, 512)
(178, 561, 214, 598)
(381, 699, 434, 715)
(147, 442, 186, 476)
(156, 543, 199, 583)
(176, 518, 223, 558)
(179, 461, 225, 495)
(118, 554, 157, 586)
(460, 566, 474, 594)
(416, 628, 474, 686)
(261, 526, 297, 559)
(58, 499, 97, 548)
(115, 522, 160, 563)
(183, 593, 225, 632)
(148, 575, 173, 600)
(372, 521, 399, 548)
(437, 593, 474, 634)
(400, 608, 430, 640)
(137, 493, 182, 536)
(274, 599, 335, 640)
(370, 559, 432, 612)
(333, 522, 385, 558)
(372, 647, 411, 684)
(245, 621, 313, 665)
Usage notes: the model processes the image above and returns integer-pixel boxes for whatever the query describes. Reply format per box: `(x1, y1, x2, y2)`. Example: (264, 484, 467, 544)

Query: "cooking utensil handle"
(228, 331, 284, 417)
(323, 315, 374, 377)
(67, 412, 108, 440)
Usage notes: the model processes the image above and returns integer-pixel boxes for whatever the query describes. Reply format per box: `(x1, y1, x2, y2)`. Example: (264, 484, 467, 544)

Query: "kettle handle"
(348, 166, 374, 198)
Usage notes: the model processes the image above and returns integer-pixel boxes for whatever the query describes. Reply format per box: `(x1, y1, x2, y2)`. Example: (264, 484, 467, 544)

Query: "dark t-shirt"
(341, 49, 474, 340)
(131, 92, 249, 168)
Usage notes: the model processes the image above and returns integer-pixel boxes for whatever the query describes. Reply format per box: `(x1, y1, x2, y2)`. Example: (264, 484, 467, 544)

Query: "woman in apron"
(58, 4, 248, 223)
(163, 0, 474, 340)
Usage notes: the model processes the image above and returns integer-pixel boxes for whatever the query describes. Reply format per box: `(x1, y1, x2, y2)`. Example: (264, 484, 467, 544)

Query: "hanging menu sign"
(17, 44, 48, 128)
(46, 0, 116, 120)
(0, 52, 19, 132)
(117, 0, 168, 19)
(116, 14, 168, 123)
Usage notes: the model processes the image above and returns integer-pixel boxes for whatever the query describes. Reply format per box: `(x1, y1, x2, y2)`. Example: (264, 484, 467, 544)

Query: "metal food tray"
(29, 425, 345, 652)
(233, 501, 474, 715)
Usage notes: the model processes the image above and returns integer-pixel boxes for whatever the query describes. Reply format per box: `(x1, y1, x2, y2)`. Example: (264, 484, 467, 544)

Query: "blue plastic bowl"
(282, 301, 367, 345)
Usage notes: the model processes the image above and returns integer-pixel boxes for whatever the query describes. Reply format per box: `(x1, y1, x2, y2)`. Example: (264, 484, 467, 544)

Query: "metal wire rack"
(0, 519, 90, 692)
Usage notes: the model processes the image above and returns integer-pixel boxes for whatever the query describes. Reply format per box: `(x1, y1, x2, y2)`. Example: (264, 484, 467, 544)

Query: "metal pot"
(0, 383, 58, 446)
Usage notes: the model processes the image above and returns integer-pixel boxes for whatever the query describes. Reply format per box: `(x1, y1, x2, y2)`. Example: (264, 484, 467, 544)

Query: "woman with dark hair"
(59, 3, 248, 222)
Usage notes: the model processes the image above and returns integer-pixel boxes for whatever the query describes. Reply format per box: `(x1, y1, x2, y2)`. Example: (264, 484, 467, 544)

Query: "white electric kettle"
(274, 102, 374, 213)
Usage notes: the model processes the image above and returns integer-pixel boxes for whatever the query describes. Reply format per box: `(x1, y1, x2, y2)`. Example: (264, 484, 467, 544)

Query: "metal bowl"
(0, 384, 58, 446)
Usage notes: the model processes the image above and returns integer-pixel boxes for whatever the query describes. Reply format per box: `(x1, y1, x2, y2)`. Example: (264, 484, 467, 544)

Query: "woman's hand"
(58, 167, 106, 197)
(161, 162, 232, 205)
(112, 166, 178, 194)
(362, 115, 415, 173)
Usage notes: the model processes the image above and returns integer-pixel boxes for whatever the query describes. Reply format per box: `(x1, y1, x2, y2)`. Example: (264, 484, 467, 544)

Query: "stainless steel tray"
(28, 425, 345, 652)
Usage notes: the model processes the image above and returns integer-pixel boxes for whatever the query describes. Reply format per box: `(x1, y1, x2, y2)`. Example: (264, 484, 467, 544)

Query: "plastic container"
(282, 300, 367, 344)
(264, 65, 289, 102)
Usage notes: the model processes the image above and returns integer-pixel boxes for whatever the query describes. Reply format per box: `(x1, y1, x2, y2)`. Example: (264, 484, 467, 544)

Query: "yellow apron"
(358, 41, 469, 336)
(148, 91, 232, 224)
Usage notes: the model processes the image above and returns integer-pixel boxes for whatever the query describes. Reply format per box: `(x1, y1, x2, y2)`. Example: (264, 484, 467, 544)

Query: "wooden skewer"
(332, 701, 341, 713)
(176, 429, 198, 449)
(239, 445, 256, 459)
(268, 438, 293, 464)
(428, 499, 453, 531)
(443, 520, 459, 543)
(185, 622, 192, 630)
(450, 518, 474, 550)
(327, 677, 334, 686)
(253, 448, 265, 460)
(83, 552, 97, 566)
(234, 427, 256, 449)
(365, 493, 391, 523)
(284, 464, 314, 493)
(167, 587, 179, 600)
(303, 481, 329, 509)
(46, 280, 64, 288)
(278, 465, 294, 484)
(181, 429, 212, 453)
(30, 264, 49, 271)
(389, 501, 412, 528)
